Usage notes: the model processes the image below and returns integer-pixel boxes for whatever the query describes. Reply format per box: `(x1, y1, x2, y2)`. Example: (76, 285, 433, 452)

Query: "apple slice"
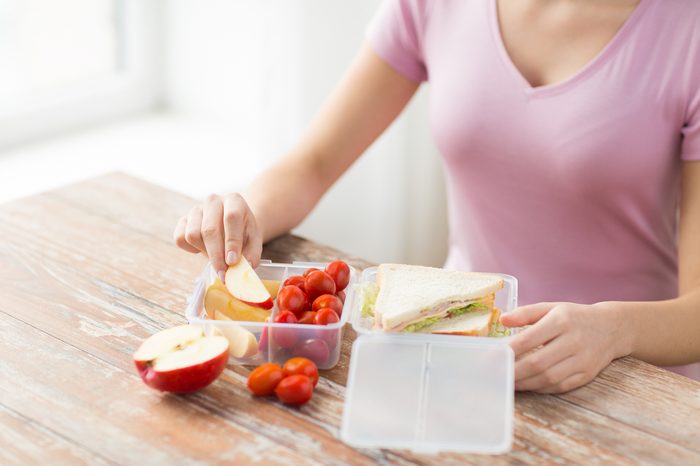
(133, 325, 229, 393)
(213, 310, 260, 358)
(225, 256, 273, 309)
(262, 279, 281, 300)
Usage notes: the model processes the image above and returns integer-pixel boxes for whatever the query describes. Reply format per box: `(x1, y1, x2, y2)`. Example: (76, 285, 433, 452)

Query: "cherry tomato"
(274, 374, 314, 406)
(314, 307, 340, 325)
(336, 290, 346, 304)
(283, 275, 306, 292)
(321, 327, 340, 351)
(274, 310, 298, 324)
(276, 285, 307, 317)
(298, 311, 317, 325)
(259, 325, 269, 353)
(303, 267, 320, 277)
(282, 357, 319, 386)
(325, 260, 350, 292)
(312, 294, 343, 316)
(304, 270, 336, 301)
(294, 338, 330, 365)
(247, 363, 284, 396)
(273, 311, 298, 348)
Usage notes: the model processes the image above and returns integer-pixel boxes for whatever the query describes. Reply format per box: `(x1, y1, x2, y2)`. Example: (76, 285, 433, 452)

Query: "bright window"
(0, 0, 158, 150)
(0, 0, 122, 103)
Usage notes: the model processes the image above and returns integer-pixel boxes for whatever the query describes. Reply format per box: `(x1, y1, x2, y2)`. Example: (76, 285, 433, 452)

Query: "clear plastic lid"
(341, 333, 514, 454)
(341, 266, 516, 453)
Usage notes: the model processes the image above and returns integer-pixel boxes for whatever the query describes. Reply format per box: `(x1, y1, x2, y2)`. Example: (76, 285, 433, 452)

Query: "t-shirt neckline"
(489, 0, 652, 98)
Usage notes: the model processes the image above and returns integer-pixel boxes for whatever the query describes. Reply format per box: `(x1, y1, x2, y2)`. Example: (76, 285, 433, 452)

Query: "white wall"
(163, 0, 448, 265)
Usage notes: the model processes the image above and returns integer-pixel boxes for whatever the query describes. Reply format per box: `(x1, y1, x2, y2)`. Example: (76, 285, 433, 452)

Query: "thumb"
(500, 302, 558, 328)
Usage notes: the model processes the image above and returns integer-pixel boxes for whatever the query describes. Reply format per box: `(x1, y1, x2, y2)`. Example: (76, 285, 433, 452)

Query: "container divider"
(414, 342, 432, 447)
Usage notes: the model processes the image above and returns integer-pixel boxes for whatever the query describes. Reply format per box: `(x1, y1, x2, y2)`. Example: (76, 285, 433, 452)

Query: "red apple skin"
(134, 348, 229, 394)
(239, 297, 273, 310)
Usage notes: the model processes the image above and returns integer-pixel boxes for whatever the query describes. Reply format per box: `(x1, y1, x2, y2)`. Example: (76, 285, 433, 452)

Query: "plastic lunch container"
(340, 266, 518, 454)
(186, 261, 517, 454)
(185, 260, 357, 370)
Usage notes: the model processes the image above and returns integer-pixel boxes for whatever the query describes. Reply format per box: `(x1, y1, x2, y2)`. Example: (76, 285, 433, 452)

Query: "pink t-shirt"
(367, 0, 700, 380)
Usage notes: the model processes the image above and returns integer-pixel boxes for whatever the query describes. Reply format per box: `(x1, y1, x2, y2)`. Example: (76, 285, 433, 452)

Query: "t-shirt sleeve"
(681, 44, 700, 161)
(681, 92, 700, 161)
(365, 0, 428, 82)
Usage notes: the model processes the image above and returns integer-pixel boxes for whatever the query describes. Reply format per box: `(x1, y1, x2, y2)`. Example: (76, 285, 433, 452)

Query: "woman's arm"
(174, 44, 419, 277)
(246, 44, 420, 244)
(607, 160, 700, 365)
(501, 161, 700, 392)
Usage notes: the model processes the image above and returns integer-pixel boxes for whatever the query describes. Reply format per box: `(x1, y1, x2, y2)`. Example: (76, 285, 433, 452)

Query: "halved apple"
(213, 311, 259, 358)
(225, 257, 273, 309)
(133, 325, 229, 393)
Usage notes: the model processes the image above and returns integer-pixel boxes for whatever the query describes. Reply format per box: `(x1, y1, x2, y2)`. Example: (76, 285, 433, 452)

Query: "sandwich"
(357, 263, 509, 337)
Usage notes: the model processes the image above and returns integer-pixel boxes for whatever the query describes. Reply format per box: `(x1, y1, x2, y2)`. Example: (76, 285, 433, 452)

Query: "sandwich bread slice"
(424, 308, 501, 336)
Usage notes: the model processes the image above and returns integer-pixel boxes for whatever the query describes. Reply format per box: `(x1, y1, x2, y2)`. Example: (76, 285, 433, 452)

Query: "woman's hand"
(500, 302, 630, 394)
(173, 193, 263, 282)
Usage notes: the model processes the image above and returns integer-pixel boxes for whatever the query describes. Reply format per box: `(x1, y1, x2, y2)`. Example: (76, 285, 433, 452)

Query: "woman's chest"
(423, 0, 684, 192)
(494, 0, 641, 89)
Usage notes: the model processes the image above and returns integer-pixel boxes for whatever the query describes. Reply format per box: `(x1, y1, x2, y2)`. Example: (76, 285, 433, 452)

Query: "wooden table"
(1, 172, 699, 465)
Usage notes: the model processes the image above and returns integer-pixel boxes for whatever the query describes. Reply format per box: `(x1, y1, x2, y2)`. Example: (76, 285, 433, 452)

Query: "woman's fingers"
(184, 206, 205, 253)
(176, 192, 262, 281)
(173, 216, 200, 253)
(515, 352, 582, 391)
(201, 195, 226, 281)
(508, 307, 562, 358)
(500, 302, 558, 328)
(242, 216, 263, 268)
(513, 335, 573, 383)
(223, 194, 247, 267)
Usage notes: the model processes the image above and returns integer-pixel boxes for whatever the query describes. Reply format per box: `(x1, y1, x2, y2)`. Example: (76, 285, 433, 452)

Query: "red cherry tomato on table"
(314, 308, 340, 325)
(303, 268, 320, 277)
(325, 260, 350, 292)
(247, 363, 284, 396)
(283, 275, 306, 292)
(304, 271, 336, 301)
(312, 294, 343, 316)
(276, 285, 307, 317)
(336, 290, 346, 304)
(275, 374, 314, 406)
(282, 357, 319, 386)
(298, 311, 317, 325)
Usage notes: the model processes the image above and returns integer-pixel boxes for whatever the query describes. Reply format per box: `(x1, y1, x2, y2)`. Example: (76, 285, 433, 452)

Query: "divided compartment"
(341, 334, 514, 454)
(186, 260, 355, 369)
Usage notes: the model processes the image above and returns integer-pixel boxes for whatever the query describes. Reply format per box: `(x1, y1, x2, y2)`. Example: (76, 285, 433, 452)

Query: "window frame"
(0, 0, 162, 151)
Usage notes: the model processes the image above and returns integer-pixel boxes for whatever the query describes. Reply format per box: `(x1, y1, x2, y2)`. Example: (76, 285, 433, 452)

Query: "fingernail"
(226, 251, 237, 265)
(218, 270, 226, 283)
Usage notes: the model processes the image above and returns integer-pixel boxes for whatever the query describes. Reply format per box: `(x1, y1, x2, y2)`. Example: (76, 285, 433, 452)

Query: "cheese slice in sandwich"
(366, 264, 505, 335)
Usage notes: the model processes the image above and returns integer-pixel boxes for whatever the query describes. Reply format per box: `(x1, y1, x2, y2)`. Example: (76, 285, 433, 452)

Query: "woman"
(173, 0, 700, 392)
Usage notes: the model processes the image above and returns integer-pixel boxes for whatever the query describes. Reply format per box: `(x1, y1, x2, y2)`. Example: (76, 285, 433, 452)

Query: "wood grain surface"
(1, 172, 699, 466)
